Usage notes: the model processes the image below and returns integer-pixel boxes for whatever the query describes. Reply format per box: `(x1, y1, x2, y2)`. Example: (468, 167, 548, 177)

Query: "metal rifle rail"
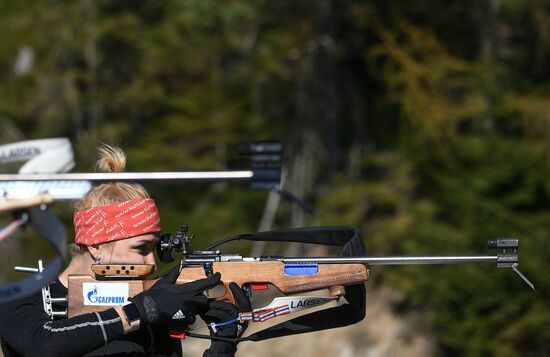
(280, 255, 498, 265)
(182, 255, 497, 265)
(0, 170, 280, 200)
(0, 171, 254, 182)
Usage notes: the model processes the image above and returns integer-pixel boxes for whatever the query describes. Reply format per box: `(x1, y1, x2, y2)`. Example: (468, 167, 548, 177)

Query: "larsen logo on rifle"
(289, 297, 334, 310)
(0, 146, 40, 164)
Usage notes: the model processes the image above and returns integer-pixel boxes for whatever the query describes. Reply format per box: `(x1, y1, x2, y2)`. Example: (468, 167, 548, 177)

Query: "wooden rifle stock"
(68, 262, 369, 318)
(175, 261, 368, 304)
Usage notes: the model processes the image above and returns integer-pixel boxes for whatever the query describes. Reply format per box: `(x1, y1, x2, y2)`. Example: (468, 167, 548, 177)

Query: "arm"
(114, 305, 138, 334)
(0, 296, 124, 357)
(0, 270, 219, 357)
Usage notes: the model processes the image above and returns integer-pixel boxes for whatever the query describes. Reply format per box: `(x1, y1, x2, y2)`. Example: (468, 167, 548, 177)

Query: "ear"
(87, 244, 101, 262)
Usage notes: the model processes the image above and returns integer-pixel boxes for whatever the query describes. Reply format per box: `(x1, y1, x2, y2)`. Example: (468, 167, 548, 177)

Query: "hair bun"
(96, 145, 126, 173)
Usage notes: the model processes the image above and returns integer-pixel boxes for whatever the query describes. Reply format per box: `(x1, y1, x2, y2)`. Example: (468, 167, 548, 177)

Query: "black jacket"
(0, 279, 181, 357)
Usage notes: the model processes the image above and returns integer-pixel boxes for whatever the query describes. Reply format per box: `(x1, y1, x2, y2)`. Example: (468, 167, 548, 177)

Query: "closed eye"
(136, 244, 154, 255)
(134, 236, 159, 255)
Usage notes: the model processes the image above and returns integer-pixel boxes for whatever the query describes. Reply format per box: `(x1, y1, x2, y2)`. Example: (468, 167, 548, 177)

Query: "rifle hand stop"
(488, 239, 535, 291)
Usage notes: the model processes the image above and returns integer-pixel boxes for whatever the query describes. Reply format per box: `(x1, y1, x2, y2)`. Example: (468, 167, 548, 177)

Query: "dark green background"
(0, 1, 549, 355)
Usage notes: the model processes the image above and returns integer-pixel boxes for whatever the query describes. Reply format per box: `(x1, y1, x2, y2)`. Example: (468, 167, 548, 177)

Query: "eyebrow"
(133, 237, 158, 246)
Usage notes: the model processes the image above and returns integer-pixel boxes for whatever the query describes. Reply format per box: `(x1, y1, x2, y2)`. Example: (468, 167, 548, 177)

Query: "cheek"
(111, 250, 146, 264)
(127, 253, 148, 264)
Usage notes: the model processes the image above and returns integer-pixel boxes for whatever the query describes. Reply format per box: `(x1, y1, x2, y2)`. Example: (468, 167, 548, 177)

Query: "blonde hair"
(71, 144, 150, 255)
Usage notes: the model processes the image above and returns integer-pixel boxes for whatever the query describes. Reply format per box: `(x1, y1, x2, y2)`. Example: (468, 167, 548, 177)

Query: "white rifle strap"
(0, 139, 70, 307)
(0, 138, 74, 174)
(0, 138, 87, 201)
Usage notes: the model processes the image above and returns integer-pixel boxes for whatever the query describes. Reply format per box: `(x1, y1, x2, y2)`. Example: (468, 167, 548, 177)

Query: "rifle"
(65, 225, 535, 342)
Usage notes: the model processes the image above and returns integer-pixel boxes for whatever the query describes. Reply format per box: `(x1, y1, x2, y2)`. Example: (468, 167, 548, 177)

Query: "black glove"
(202, 283, 251, 357)
(130, 269, 221, 327)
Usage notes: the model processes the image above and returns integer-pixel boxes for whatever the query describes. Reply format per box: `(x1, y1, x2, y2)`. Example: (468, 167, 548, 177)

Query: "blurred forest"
(0, 0, 549, 356)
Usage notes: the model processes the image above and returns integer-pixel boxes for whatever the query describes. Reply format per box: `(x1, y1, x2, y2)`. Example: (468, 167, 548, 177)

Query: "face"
(96, 234, 159, 268)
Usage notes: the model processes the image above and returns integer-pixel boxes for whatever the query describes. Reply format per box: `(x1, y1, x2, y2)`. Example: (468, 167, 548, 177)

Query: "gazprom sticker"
(83, 283, 129, 306)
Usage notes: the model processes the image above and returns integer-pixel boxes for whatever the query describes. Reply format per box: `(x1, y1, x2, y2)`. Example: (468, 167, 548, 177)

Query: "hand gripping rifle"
(66, 225, 535, 343)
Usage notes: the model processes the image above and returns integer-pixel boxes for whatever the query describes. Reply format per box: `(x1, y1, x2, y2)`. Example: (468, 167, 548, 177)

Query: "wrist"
(120, 302, 141, 333)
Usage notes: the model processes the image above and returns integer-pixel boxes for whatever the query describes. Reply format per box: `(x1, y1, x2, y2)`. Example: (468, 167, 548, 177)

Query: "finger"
(229, 282, 251, 312)
(155, 265, 181, 286)
(204, 302, 239, 323)
(190, 295, 209, 309)
(190, 295, 210, 315)
(187, 314, 196, 325)
(204, 309, 230, 323)
(208, 301, 238, 315)
(187, 272, 221, 293)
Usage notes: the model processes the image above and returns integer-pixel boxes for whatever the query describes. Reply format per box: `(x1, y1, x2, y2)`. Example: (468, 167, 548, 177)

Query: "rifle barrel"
(0, 171, 254, 182)
(280, 256, 498, 265)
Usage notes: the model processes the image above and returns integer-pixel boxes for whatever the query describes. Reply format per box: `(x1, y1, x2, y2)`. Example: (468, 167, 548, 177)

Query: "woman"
(0, 145, 246, 356)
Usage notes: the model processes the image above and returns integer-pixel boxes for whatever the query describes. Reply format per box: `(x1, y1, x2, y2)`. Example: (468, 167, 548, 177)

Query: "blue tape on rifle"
(284, 263, 318, 275)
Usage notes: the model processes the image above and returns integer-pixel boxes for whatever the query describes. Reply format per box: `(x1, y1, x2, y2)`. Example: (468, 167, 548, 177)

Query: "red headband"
(74, 198, 161, 245)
